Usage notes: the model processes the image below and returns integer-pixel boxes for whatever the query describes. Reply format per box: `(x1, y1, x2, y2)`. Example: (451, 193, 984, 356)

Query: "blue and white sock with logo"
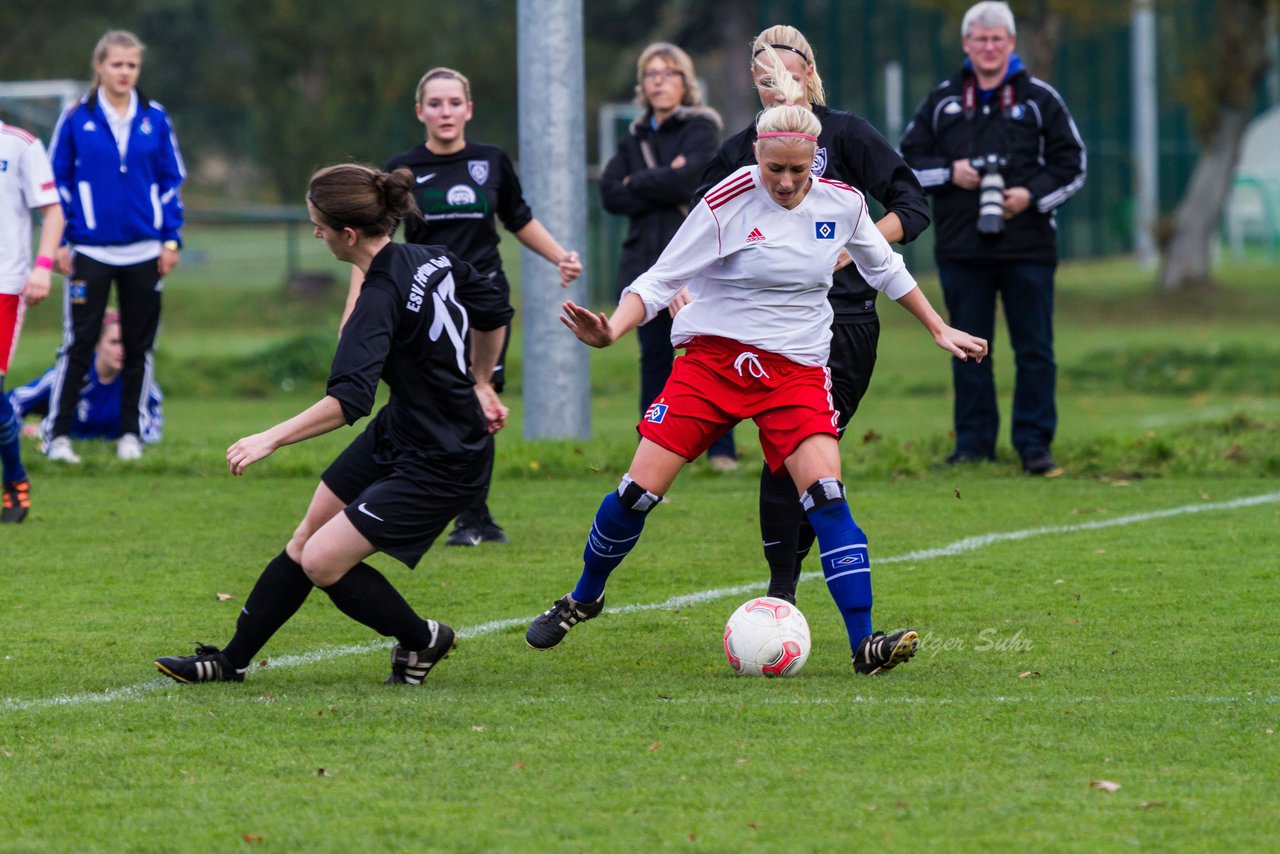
(571, 474, 662, 604)
(802, 477, 873, 648)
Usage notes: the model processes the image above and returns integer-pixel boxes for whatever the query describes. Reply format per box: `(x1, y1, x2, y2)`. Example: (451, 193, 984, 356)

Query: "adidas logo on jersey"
(746, 227, 765, 243)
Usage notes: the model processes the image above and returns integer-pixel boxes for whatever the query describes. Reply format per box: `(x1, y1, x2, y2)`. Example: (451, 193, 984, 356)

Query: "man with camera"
(900, 1, 1085, 475)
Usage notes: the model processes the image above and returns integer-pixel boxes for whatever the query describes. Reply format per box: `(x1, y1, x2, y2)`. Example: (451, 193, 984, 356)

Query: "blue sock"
(0, 388, 26, 484)
(807, 501, 873, 649)
(571, 489, 650, 603)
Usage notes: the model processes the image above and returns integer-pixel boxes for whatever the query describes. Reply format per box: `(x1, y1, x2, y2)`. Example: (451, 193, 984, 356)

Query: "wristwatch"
(163, 240, 181, 252)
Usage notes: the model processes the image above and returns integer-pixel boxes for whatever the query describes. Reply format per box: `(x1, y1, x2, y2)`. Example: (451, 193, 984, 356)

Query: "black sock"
(321, 562, 432, 649)
(222, 550, 314, 670)
(760, 463, 805, 601)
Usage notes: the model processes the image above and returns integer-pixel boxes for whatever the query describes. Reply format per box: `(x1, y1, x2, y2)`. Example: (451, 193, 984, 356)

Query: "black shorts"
(827, 316, 881, 434)
(322, 421, 493, 568)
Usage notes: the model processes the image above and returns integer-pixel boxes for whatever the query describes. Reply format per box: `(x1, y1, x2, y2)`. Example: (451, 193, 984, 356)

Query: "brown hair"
(307, 164, 420, 238)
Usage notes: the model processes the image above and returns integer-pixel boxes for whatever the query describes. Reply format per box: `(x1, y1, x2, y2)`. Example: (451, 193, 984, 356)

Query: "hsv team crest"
(467, 160, 490, 185)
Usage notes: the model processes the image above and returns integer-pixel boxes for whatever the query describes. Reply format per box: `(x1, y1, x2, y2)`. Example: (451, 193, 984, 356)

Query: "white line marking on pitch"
(4, 491, 1278, 715)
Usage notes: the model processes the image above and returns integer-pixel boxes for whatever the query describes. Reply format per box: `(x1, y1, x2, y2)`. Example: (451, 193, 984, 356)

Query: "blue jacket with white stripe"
(48, 88, 185, 248)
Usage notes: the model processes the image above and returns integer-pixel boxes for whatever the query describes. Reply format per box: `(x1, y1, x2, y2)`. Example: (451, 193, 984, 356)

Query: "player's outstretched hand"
(558, 251, 582, 287)
(474, 383, 509, 434)
(560, 300, 615, 348)
(934, 326, 989, 362)
(227, 433, 277, 476)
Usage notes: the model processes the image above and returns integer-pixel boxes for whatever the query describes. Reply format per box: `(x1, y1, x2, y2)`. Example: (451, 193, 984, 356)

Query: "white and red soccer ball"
(723, 596, 811, 677)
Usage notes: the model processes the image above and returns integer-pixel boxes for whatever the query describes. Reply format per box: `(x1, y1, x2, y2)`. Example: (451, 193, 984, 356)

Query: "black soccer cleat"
(525, 593, 604, 650)
(852, 629, 919, 675)
(445, 523, 482, 547)
(155, 644, 245, 684)
(2, 479, 30, 523)
(478, 521, 510, 544)
(385, 620, 456, 684)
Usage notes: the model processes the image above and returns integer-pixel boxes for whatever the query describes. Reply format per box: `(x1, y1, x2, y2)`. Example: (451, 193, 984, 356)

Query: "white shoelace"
(733, 351, 770, 379)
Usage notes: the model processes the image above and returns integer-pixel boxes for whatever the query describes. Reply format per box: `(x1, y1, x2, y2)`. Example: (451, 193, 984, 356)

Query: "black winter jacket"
(692, 104, 930, 323)
(600, 106, 722, 293)
(899, 64, 1086, 265)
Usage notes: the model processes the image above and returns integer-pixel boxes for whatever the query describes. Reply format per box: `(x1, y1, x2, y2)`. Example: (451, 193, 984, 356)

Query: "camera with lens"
(970, 153, 1009, 236)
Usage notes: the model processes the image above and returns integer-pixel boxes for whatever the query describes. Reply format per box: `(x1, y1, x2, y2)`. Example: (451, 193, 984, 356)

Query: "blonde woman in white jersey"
(526, 49, 987, 675)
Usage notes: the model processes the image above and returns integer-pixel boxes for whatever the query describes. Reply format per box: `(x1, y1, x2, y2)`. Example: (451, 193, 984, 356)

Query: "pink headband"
(757, 132, 817, 141)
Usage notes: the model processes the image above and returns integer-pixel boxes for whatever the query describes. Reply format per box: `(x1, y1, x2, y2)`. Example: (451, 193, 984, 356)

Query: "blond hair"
(754, 46, 823, 139)
(415, 67, 472, 105)
(90, 30, 145, 91)
(632, 42, 706, 111)
(751, 25, 826, 107)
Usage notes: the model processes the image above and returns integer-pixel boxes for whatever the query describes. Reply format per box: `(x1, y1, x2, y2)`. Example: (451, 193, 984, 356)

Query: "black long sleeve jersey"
(328, 242, 514, 462)
(384, 142, 534, 277)
(692, 105, 931, 323)
(899, 65, 1086, 265)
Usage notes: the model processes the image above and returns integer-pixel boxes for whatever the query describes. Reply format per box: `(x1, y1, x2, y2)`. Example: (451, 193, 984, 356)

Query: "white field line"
(4, 491, 1278, 715)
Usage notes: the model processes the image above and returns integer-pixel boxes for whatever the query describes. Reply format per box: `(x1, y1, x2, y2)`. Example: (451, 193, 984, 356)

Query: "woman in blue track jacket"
(45, 29, 184, 464)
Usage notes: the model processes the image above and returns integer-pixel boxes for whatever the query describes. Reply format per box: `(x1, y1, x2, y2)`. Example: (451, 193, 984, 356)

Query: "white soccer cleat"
(47, 436, 82, 464)
(117, 433, 143, 461)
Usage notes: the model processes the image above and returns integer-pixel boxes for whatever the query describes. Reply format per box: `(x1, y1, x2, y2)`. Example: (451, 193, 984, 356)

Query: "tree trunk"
(1155, 106, 1251, 291)
(1154, 0, 1272, 291)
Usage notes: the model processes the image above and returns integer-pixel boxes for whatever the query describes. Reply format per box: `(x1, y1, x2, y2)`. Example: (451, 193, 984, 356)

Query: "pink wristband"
(35, 255, 54, 270)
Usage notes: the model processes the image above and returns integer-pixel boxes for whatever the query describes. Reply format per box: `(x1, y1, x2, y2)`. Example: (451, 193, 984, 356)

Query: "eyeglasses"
(642, 69, 683, 81)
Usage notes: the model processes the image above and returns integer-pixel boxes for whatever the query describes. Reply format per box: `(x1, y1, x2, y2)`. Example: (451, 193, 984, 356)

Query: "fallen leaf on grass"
(1054, 579, 1065, 585)
(471, 725, 485, 732)
(1138, 800, 1165, 809)
(648, 741, 661, 751)
(1018, 671, 1041, 679)
(512, 762, 526, 770)
(216, 593, 234, 601)
(1090, 780, 1121, 793)
(315, 768, 333, 777)
(953, 488, 961, 499)
(242, 834, 264, 844)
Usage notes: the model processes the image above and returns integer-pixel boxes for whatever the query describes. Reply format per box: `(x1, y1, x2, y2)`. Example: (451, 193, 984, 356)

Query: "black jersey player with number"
(155, 164, 513, 686)
(344, 66, 583, 548)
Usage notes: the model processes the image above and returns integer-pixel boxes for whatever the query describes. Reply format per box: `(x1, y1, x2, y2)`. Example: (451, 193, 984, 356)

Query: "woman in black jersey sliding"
(345, 66, 582, 548)
(692, 25, 932, 606)
(155, 164, 513, 686)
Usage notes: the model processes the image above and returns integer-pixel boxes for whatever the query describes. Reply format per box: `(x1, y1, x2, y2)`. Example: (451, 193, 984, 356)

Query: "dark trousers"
(637, 310, 735, 459)
(49, 253, 162, 439)
(939, 260, 1057, 459)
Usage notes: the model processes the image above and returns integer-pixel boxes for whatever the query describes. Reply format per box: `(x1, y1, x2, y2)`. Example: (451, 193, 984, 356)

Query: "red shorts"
(0, 294, 24, 375)
(637, 336, 839, 472)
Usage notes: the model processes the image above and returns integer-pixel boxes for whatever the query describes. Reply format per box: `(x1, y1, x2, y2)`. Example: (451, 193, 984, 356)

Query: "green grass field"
(2, 232, 1277, 851)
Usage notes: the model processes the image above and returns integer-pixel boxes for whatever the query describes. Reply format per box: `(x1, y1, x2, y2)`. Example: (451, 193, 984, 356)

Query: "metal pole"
(1132, 0, 1159, 268)
(517, 0, 591, 439)
(884, 60, 903, 145)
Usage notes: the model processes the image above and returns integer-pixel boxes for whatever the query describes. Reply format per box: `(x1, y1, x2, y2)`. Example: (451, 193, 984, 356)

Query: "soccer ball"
(723, 597, 811, 677)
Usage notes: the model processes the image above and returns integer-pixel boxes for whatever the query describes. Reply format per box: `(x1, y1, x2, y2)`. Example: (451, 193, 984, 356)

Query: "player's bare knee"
(618, 473, 663, 513)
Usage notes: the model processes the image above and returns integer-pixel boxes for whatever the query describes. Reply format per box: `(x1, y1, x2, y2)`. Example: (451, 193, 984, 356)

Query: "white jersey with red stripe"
(622, 164, 917, 366)
(0, 122, 60, 296)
